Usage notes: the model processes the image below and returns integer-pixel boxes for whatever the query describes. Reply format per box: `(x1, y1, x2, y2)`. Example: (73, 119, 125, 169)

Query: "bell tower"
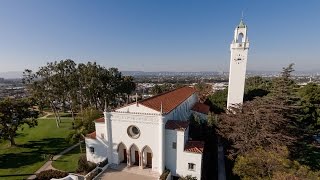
(227, 19, 249, 109)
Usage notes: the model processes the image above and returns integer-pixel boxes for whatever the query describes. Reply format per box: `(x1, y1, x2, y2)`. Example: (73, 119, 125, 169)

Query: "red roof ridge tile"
(184, 140, 205, 154)
(165, 120, 189, 131)
(191, 102, 210, 115)
(139, 86, 196, 114)
(115, 86, 197, 114)
(86, 131, 96, 139)
(95, 117, 104, 123)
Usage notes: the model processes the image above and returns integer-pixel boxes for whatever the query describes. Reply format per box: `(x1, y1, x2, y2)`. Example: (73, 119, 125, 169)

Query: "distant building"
(85, 87, 209, 179)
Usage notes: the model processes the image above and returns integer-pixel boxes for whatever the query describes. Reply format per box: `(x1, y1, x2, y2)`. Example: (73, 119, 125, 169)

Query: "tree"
(24, 60, 136, 126)
(66, 107, 101, 152)
(208, 89, 228, 114)
(150, 84, 172, 95)
(0, 98, 39, 146)
(297, 83, 320, 134)
(195, 82, 212, 103)
(233, 146, 320, 180)
(244, 76, 271, 101)
(218, 96, 295, 158)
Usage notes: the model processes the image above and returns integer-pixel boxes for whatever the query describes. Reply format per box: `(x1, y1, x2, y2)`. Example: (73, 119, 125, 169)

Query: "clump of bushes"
(36, 169, 68, 180)
(98, 158, 108, 167)
(159, 168, 170, 180)
(179, 175, 197, 180)
(86, 168, 102, 180)
(76, 154, 96, 173)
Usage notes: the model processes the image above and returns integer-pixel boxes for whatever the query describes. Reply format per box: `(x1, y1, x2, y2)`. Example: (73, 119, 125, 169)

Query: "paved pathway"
(27, 142, 81, 180)
(217, 138, 226, 180)
(98, 168, 157, 180)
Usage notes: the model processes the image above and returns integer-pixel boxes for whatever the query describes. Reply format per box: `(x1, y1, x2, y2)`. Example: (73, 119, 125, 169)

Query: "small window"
(172, 142, 177, 149)
(101, 133, 104, 139)
(188, 163, 195, 171)
(89, 147, 95, 154)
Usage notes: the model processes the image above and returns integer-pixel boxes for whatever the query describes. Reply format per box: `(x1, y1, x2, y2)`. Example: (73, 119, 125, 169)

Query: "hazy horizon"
(0, 0, 320, 72)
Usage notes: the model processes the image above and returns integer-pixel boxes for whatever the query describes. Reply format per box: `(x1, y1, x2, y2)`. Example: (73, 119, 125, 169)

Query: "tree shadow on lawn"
(0, 138, 69, 169)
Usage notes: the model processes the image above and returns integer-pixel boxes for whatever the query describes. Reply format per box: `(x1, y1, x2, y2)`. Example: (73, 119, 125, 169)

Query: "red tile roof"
(165, 120, 189, 131)
(95, 117, 104, 123)
(184, 141, 205, 154)
(139, 86, 196, 114)
(86, 131, 96, 139)
(191, 102, 210, 115)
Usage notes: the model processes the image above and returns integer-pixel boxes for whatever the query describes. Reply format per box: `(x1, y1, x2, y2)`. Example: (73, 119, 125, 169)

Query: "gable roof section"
(86, 131, 96, 139)
(95, 117, 104, 123)
(139, 86, 196, 114)
(165, 120, 189, 131)
(184, 141, 204, 154)
(191, 102, 210, 115)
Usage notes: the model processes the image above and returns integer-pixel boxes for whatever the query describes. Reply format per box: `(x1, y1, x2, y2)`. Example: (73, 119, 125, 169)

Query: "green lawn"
(45, 113, 74, 118)
(52, 144, 85, 172)
(0, 118, 74, 180)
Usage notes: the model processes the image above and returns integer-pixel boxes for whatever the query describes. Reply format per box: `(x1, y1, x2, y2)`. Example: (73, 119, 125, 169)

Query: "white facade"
(165, 129, 203, 180)
(85, 87, 204, 179)
(227, 19, 249, 109)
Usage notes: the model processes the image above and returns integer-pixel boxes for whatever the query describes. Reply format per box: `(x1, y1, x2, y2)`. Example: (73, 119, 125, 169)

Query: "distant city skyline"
(0, 0, 320, 73)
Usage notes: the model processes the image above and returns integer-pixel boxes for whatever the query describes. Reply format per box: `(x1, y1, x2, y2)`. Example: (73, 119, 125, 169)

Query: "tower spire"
(241, 10, 244, 21)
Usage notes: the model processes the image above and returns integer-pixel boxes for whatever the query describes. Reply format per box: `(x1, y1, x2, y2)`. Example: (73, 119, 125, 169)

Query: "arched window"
(237, 33, 244, 43)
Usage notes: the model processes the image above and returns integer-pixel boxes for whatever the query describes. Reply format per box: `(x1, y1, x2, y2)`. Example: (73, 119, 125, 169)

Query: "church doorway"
(129, 144, 140, 166)
(117, 143, 127, 164)
(142, 145, 153, 168)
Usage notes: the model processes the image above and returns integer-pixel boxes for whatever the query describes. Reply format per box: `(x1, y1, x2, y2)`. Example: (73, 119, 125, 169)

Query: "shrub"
(178, 175, 197, 180)
(76, 154, 96, 173)
(159, 169, 170, 180)
(98, 158, 108, 167)
(36, 169, 68, 180)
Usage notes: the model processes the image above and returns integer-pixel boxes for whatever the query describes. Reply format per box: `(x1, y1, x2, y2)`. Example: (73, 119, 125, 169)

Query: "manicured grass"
(52, 144, 85, 172)
(46, 113, 74, 118)
(0, 118, 73, 180)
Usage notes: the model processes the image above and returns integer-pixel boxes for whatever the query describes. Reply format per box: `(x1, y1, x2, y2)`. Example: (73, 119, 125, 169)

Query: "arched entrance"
(117, 142, 127, 164)
(129, 144, 140, 166)
(142, 145, 153, 168)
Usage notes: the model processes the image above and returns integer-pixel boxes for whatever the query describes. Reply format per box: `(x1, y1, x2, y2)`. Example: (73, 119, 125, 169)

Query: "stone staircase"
(109, 163, 160, 178)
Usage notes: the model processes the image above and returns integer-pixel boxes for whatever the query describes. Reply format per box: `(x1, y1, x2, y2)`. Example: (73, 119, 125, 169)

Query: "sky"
(0, 0, 320, 73)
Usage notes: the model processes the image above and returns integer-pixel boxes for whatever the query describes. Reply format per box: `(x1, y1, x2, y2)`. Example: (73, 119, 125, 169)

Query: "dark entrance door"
(123, 149, 127, 163)
(134, 151, 139, 165)
(147, 152, 152, 168)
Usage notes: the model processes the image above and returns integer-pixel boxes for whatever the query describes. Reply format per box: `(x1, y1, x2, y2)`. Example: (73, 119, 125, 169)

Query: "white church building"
(85, 19, 249, 180)
(85, 86, 209, 179)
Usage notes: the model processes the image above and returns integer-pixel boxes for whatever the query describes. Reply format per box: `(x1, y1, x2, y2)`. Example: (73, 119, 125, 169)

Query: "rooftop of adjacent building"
(184, 141, 205, 154)
(191, 102, 210, 115)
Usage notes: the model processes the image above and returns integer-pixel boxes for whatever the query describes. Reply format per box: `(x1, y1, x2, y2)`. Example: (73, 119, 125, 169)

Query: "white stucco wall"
(95, 123, 106, 140)
(166, 129, 202, 180)
(165, 129, 178, 173)
(85, 91, 201, 176)
(108, 112, 161, 172)
(164, 93, 198, 121)
(85, 138, 108, 164)
(178, 151, 203, 180)
(227, 25, 249, 109)
(176, 131, 202, 180)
